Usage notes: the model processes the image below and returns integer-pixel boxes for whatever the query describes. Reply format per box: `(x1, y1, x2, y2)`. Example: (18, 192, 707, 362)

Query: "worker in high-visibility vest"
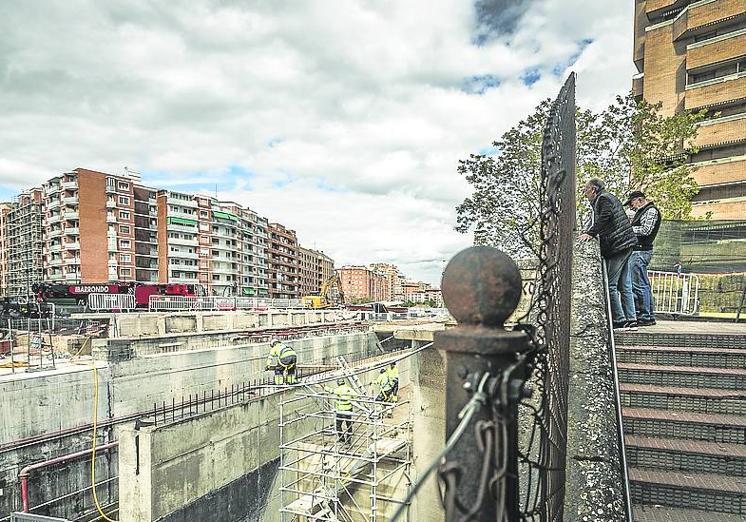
(265, 339, 298, 385)
(334, 378, 356, 445)
(375, 367, 394, 402)
(386, 362, 399, 403)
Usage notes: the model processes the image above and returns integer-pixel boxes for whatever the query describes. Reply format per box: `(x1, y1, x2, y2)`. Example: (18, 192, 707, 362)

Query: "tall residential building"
(316, 250, 334, 291)
(7, 189, 44, 297)
(0, 203, 15, 297)
(298, 247, 336, 296)
(267, 223, 300, 299)
(337, 265, 389, 302)
(633, 0, 746, 219)
(369, 263, 403, 301)
(41, 169, 141, 285)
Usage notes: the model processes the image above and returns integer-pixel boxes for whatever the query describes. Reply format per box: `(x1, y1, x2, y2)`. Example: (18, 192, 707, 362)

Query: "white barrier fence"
(648, 271, 700, 316)
(88, 293, 136, 312)
(148, 295, 303, 312)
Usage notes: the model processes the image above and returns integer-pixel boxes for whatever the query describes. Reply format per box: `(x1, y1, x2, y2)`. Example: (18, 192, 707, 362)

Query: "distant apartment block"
(6, 188, 44, 297)
(337, 265, 389, 302)
(267, 223, 301, 299)
(369, 262, 403, 301)
(5, 167, 333, 298)
(299, 247, 336, 296)
(633, 0, 746, 218)
(0, 203, 14, 297)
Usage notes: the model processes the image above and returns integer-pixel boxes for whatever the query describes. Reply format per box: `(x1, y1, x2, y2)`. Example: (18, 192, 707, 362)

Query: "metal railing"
(87, 293, 136, 312)
(148, 295, 304, 312)
(648, 270, 700, 316)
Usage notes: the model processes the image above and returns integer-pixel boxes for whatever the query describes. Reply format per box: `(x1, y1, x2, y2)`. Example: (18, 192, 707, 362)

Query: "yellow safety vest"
(377, 372, 392, 392)
(335, 385, 354, 411)
(266, 344, 282, 367)
(387, 366, 399, 381)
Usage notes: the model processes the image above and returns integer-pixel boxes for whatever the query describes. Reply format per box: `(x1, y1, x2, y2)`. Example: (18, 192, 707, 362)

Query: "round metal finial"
(441, 246, 522, 326)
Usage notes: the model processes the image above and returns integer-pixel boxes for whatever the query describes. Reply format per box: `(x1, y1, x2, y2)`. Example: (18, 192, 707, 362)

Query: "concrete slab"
(638, 320, 746, 335)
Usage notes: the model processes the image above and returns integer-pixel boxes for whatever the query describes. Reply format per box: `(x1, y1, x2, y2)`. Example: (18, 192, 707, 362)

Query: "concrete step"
(618, 363, 746, 390)
(623, 407, 746, 444)
(626, 435, 746, 477)
(616, 331, 746, 350)
(629, 468, 746, 515)
(621, 383, 746, 416)
(617, 345, 746, 369)
(634, 505, 746, 522)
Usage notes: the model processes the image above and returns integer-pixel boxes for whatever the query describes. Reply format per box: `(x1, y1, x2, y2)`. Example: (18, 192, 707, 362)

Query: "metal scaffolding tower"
(6, 189, 44, 298)
(279, 389, 412, 522)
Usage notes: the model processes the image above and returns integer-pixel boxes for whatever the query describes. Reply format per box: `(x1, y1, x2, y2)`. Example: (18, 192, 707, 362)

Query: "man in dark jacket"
(625, 190, 662, 326)
(579, 178, 638, 329)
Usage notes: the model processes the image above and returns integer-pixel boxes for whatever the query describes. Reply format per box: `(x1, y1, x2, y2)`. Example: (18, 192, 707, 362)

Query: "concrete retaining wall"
(119, 357, 414, 522)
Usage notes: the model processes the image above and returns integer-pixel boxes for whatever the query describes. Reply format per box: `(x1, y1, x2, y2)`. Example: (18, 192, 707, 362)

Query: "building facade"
(337, 265, 389, 302)
(4, 167, 310, 298)
(0, 203, 15, 297)
(267, 223, 300, 299)
(633, 0, 746, 219)
(369, 262, 403, 301)
(6, 188, 44, 297)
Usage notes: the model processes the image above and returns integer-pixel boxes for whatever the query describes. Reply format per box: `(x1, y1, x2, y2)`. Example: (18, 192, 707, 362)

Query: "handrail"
(601, 262, 634, 522)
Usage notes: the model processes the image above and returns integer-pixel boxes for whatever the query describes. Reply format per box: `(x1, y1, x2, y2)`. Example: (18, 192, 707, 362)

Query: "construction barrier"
(648, 270, 700, 316)
(87, 293, 136, 312)
(148, 295, 303, 312)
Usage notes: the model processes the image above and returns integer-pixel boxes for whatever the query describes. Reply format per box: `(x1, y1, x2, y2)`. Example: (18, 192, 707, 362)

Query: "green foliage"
(456, 91, 708, 252)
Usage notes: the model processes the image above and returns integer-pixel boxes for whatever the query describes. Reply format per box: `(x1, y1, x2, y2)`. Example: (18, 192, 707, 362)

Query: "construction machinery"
(302, 274, 345, 309)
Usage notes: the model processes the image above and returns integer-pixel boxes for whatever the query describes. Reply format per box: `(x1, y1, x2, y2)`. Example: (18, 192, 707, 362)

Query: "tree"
(456, 92, 707, 255)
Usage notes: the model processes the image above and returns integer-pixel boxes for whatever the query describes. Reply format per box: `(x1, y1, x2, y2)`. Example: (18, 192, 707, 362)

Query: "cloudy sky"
(0, 0, 634, 284)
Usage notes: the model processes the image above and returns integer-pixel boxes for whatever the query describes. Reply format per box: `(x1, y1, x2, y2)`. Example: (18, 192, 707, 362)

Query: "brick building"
(633, 0, 746, 219)
(0, 203, 14, 297)
(369, 262, 403, 301)
(337, 265, 389, 302)
(6, 188, 44, 297)
(267, 223, 300, 299)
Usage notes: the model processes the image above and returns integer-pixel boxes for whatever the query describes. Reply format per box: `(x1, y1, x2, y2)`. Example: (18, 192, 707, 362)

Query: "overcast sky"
(0, 0, 634, 284)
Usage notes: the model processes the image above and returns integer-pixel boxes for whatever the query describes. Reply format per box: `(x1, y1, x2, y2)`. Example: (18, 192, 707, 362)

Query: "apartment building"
(316, 250, 334, 290)
(0, 203, 15, 297)
(133, 185, 159, 283)
(267, 223, 300, 299)
(633, 0, 746, 218)
(337, 265, 389, 302)
(369, 263, 403, 301)
(297, 247, 336, 297)
(6, 188, 44, 297)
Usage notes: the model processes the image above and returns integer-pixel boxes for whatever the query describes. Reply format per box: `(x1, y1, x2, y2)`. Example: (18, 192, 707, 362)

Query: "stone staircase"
(615, 329, 746, 521)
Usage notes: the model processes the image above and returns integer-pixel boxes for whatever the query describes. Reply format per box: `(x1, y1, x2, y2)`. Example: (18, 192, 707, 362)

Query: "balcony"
(64, 241, 81, 250)
(65, 272, 80, 281)
(47, 214, 61, 224)
(169, 237, 198, 247)
(63, 196, 78, 206)
(693, 114, 746, 148)
(65, 227, 80, 235)
(167, 223, 197, 234)
(67, 257, 81, 265)
(685, 73, 746, 110)
(63, 210, 79, 220)
(687, 31, 746, 71)
(46, 184, 61, 195)
(48, 244, 62, 253)
(48, 199, 61, 210)
(170, 276, 199, 284)
(108, 241, 118, 251)
(107, 213, 117, 223)
(48, 229, 62, 238)
(106, 200, 117, 209)
(106, 184, 116, 193)
(61, 180, 78, 190)
(169, 251, 199, 260)
(674, 0, 746, 41)
(48, 258, 63, 267)
(167, 196, 197, 208)
(691, 157, 746, 186)
(168, 210, 198, 222)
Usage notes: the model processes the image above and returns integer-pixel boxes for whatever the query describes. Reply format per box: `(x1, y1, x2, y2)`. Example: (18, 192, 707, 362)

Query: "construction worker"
(375, 367, 393, 403)
(387, 362, 399, 403)
(265, 339, 298, 385)
(334, 378, 355, 445)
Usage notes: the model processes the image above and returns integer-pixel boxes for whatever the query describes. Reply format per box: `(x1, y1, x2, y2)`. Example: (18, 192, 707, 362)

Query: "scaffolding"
(279, 389, 412, 522)
(6, 189, 44, 298)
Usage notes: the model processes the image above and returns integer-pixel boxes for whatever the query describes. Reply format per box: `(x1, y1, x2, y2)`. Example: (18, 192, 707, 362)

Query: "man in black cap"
(625, 190, 662, 326)
(579, 178, 638, 329)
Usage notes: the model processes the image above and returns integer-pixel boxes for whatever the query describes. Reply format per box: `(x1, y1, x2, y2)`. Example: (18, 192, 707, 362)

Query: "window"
(120, 240, 131, 249)
(120, 268, 131, 276)
(118, 181, 129, 190)
(119, 210, 130, 220)
(121, 254, 131, 263)
(200, 210, 208, 217)
(118, 196, 130, 205)
(213, 274, 221, 281)
(119, 225, 130, 234)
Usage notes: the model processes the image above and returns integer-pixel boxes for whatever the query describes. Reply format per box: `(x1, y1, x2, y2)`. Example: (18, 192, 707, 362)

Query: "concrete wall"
(563, 242, 627, 521)
(0, 329, 376, 522)
(119, 355, 414, 522)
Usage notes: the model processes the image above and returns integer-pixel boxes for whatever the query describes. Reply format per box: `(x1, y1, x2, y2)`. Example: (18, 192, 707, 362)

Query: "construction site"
(0, 306, 446, 522)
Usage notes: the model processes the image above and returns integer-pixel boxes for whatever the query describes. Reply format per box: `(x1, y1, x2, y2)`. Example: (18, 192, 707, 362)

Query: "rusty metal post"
(435, 246, 532, 520)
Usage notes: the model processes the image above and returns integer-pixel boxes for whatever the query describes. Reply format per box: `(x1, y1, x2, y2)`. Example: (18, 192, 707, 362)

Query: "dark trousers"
(335, 412, 352, 443)
(606, 248, 635, 323)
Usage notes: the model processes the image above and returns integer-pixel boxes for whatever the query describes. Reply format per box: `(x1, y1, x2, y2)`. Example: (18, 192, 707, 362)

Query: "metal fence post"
(435, 245, 532, 520)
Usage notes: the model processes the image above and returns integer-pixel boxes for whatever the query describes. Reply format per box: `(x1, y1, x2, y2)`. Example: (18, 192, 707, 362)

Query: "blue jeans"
(606, 248, 635, 323)
(630, 250, 654, 321)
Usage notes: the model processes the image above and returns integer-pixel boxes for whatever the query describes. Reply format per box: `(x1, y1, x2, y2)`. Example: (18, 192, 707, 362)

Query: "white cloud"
(0, 0, 634, 283)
